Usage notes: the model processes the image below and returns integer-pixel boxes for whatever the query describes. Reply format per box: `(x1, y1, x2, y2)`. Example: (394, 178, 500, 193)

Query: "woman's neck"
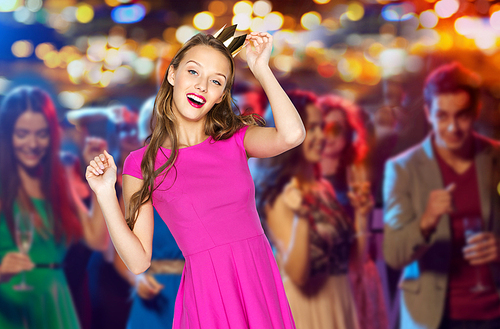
(296, 162, 319, 190)
(321, 156, 341, 176)
(18, 165, 44, 199)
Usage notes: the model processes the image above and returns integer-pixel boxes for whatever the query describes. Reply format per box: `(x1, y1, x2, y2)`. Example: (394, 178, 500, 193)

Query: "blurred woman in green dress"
(0, 86, 108, 329)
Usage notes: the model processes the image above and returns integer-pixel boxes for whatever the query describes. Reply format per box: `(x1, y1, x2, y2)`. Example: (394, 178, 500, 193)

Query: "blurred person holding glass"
(383, 62, 500, 329)
(320, 94, 388, 329)
(256, 90, 371, 329)
(0, 86, 108, 329)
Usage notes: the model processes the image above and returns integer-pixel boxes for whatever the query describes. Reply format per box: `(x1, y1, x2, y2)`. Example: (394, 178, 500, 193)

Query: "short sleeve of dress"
(122, 150, 143, 179)
(234, 125, 250, 149)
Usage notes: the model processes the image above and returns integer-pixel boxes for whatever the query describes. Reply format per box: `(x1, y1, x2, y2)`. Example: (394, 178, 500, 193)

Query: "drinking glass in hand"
(463, 217, 489, 293)
(13, 212, 34, 291)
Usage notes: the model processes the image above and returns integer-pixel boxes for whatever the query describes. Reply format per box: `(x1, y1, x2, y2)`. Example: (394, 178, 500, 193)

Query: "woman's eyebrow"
(186, 60, 226, 80)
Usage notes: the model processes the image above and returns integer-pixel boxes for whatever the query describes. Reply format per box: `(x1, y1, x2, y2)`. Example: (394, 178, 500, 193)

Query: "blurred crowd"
(1, 59, 500, 329)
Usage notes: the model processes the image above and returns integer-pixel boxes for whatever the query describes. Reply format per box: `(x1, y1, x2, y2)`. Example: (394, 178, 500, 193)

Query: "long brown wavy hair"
(127, 33, 263, 230)
(0, 86, 82, 243)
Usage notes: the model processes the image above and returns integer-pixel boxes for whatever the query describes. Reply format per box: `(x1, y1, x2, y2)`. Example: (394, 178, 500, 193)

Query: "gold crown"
(213, 25, 247, 57)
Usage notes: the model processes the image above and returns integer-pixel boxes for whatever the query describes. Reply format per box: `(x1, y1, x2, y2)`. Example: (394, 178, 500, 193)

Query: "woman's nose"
(195, 82, 207, 93)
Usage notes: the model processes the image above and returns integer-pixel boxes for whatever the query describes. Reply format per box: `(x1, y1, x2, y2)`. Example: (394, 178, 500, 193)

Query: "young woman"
(320, 95, 388, 329)
(0, 86, 108, 329)
(256, 90, 372, 329)
(86, 29, 305, 328)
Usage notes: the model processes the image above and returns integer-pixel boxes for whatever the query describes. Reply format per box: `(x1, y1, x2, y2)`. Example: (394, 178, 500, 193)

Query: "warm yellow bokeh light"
(76, 3, 94, 24)
(193, 11, 214, 30)
(12, 40, 34, 58)
(35, 43, 55, 60)
(273, 55, 293, 73)
(438, 32, 453, 50)
(104, 0, 120, 7)
(346, 2, 364, 21)
(301, 11, 322, 30)
(282, 15, 296, 30)
(209, 1, 227, 16)
(313, 0, 330, 4)
(264, 12, 284, 31)
(233, 1, 253, 15)
(44, 51, 62, 69)
(250, 16, 264, 32)
(253, 0, 272, 17)
(140, 44, 158, 60)
(100, 71, 114, 88)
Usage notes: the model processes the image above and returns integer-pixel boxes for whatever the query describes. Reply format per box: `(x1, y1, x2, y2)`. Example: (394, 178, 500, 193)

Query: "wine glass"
(463, 216, 489, 293)
(13, 211, 34, 291)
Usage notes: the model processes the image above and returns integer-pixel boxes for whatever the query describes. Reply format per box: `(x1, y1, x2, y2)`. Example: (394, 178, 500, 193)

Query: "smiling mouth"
(187, 93, 206, 108)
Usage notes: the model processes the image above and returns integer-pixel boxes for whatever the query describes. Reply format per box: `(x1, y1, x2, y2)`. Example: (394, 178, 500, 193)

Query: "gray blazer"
(383, 133, 500, 329)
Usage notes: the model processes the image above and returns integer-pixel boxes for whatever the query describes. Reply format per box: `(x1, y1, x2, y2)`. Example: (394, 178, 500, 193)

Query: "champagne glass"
(13, 211, 34, 291)
(463, 217, 489, 293)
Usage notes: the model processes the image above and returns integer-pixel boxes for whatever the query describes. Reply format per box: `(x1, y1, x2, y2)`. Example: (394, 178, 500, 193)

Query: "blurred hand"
(83, 137, 108, 164)
(135, 273, 164, 300)
(420, 183, 456, 233)
(0, 252, 34, 283)
(347, 165, 374, 217)
(245, 32, 273, 74)
(86, 150, 117, 195)
(463, 232, 500, 266)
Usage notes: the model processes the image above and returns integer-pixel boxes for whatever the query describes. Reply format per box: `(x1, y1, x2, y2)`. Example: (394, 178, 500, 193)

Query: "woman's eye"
(37, 131, 49, 138)
(14, 131, 27, 138)
(188, 69, 198, 75)
(212, 80, 221, 86)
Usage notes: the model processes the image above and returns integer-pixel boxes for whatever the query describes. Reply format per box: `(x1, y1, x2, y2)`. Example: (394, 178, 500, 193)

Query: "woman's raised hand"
(245, 32, 273, 74)
(86, 150, 117, 195)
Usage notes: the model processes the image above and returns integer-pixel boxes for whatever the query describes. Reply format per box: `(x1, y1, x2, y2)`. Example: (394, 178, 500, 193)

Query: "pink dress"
(123, 126, 295, 329)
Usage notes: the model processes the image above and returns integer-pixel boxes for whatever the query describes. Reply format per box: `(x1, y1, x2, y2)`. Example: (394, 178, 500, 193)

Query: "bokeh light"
(111, 4, 146, 24)
(491, 11, 500, 30)
(313, 0, 330, 4)
(273, 55, 293, 73)
(59, 91, 85, 110)
(434, 0, 459, 19)
(193, 11, 215, 30)
(105, 0, 121, 7)
(76, 3, 94, 24)
(233, 13, 252, 31)
(454, 16, 476, 36)
(25, 0, 42, 12)
(233, 1, 253, 15)
(475, 30, 497, 49)
(44, 51, 62, 68)
(176, 25, 197, 43)
(263, 12, 284, 31)
(209, 1, 227, 16)
(420, 10, 439, 28)
(253, 1, 272, 17)
(0, 0, 20, 12)
(12, 40, 34, 58)
(35, 43, 55, 60)
(133, 57, 154, 76)
(301, 11, 322, 30)
(68, 59, 86, 79)
(14, 7, 36, 24)
(346, 2, 365, 21)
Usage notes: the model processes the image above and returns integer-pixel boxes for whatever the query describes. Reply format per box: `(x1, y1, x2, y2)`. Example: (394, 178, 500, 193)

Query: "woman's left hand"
(245, 32, 273, 74)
